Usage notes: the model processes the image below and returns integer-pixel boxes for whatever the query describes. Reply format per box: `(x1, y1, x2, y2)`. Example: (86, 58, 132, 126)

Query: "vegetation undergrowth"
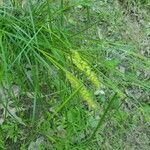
(0, 0, 150, 149)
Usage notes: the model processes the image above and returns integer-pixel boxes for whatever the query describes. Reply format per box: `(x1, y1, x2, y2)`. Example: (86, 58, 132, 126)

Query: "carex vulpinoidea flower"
(71, 51, 100, 89)
(66, 72, 96, 109)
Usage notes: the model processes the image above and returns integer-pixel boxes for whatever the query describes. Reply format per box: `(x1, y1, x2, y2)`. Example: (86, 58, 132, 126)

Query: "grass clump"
(0, 0, 150, 149)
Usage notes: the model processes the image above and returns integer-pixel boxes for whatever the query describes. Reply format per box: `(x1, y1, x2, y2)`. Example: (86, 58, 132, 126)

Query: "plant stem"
(85, 93, 117, 143)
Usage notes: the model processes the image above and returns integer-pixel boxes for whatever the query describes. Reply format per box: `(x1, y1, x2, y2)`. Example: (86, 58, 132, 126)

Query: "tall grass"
(0, 0, 149, 149)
